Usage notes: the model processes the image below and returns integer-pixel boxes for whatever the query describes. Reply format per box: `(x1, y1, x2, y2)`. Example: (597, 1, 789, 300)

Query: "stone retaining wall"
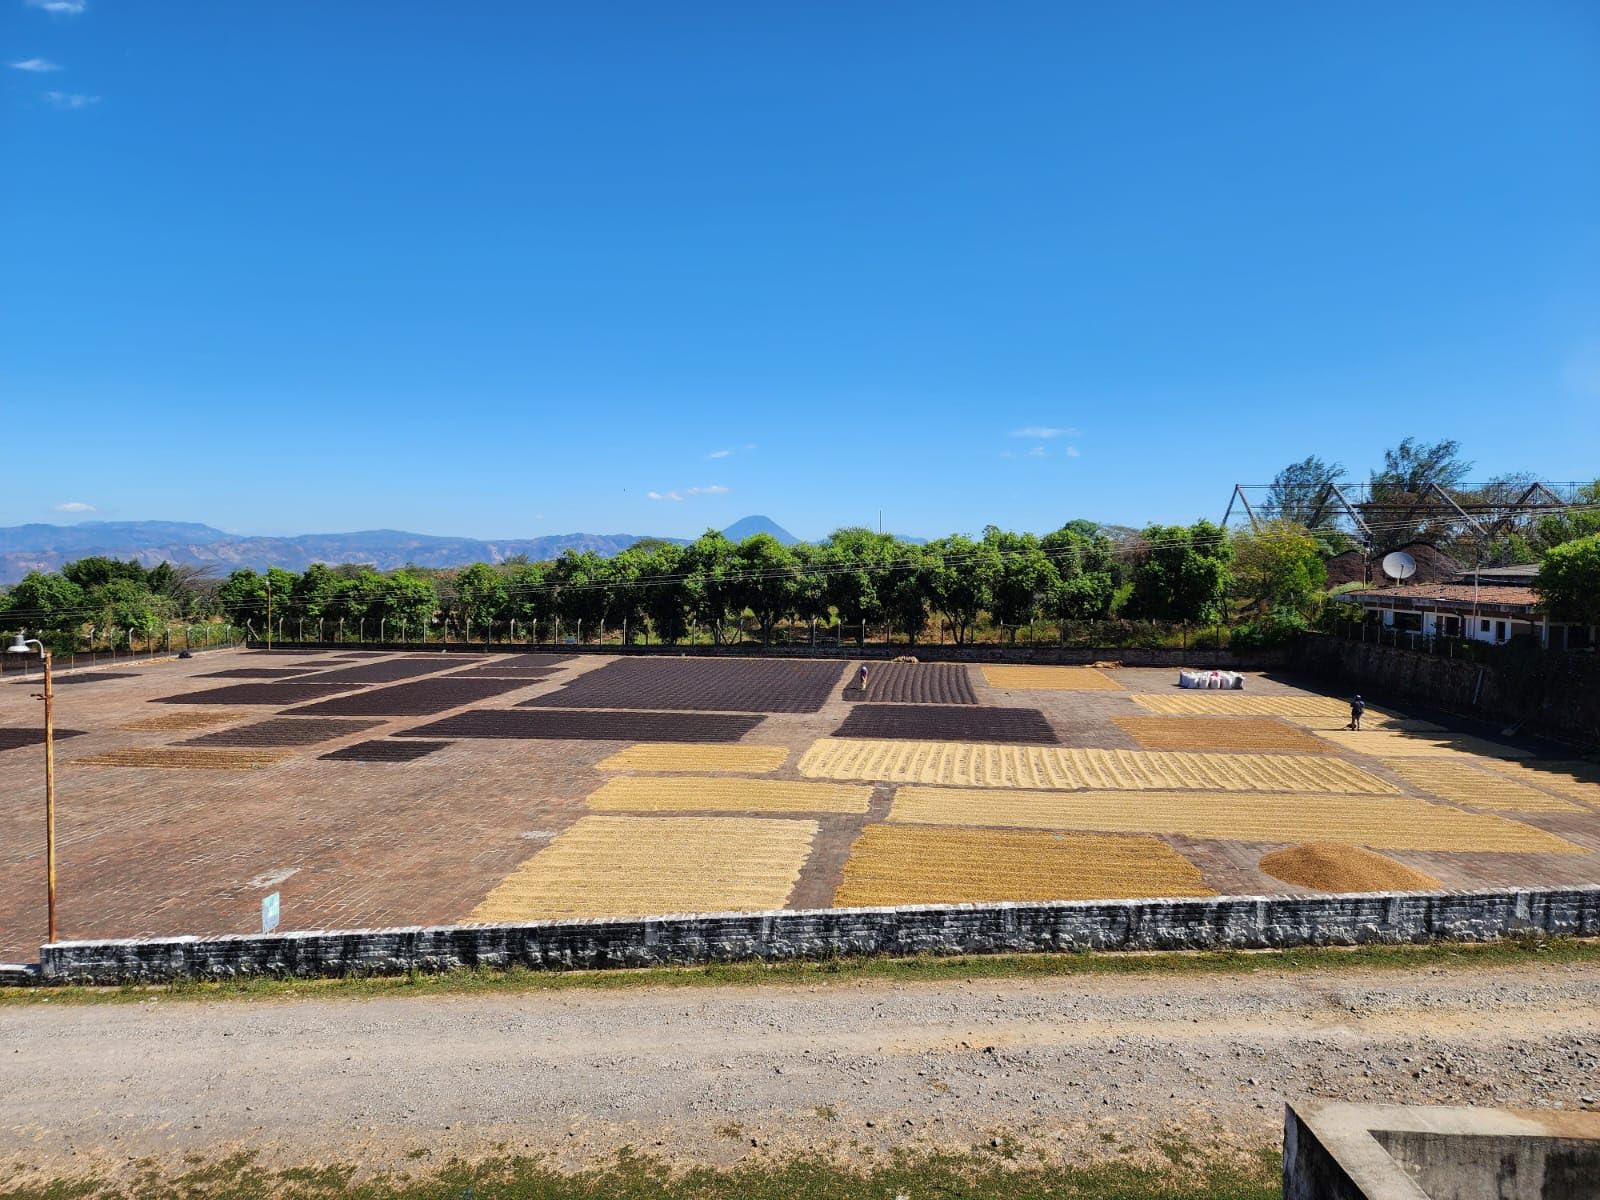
(1290, 634, 1600, 746)
(36, 887, 1600, 985)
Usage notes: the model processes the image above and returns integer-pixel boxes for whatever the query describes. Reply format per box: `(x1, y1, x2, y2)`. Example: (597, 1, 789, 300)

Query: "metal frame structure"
(1222, 479, 1589, 549)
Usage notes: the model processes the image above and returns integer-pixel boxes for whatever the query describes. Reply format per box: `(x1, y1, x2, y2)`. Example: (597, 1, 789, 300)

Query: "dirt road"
(4, 960, 1598, 1185)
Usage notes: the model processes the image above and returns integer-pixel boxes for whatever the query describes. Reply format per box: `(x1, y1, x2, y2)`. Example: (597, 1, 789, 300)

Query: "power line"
(7, 503, 1597, 626)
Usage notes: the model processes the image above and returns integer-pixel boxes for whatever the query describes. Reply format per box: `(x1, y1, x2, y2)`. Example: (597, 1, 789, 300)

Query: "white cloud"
(707, 448, 733, 459)
(647, 484, 730, 502)
(45, 90, 99, 109)
(53, 501, 95, 513)
(27, 0, 86, 12)
(1009, 425, 1080, 440)
(1066, 446, 1081, 458)
(743, 443, 757, 450)
(9, 58, 60, 72)
(1025, 446, 1047, 458)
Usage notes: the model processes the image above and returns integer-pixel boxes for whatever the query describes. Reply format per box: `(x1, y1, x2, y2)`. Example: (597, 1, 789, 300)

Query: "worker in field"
(1348, 694, 1366, 731)
(856, 664, 870, 693)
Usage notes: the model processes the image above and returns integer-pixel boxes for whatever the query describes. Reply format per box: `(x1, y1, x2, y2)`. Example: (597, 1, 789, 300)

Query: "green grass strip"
(0, 1147, 1282, 1200)
(3, 934, 1595, 1008)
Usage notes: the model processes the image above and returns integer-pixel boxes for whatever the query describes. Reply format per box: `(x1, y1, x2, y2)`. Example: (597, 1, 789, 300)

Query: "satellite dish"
(1381, 550, 1418, 582)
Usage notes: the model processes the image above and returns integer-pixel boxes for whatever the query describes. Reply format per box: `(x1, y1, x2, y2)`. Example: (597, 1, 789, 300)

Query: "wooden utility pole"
(41, 649, 56, 943)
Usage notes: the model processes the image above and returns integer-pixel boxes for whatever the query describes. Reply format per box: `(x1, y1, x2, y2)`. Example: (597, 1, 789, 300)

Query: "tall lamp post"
(8, 633, 57, 943)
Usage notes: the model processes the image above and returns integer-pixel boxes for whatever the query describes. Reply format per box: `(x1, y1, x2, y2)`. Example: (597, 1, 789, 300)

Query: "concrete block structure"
(1285, 1101, 1600, 1199)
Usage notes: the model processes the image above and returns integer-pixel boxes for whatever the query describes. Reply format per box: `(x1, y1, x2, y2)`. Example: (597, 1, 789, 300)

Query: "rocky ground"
(3, 956, 1597, 1189)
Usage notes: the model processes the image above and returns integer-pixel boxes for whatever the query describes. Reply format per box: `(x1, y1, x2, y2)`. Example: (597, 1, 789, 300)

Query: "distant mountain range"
(0, 516, 801, 584)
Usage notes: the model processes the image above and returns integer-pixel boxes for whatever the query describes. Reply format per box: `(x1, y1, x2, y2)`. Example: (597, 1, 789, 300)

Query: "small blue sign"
(261, 891, 280, 934)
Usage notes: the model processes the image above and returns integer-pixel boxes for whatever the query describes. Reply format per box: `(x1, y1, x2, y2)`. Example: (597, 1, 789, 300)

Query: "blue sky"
(5, 2, 1597, 542)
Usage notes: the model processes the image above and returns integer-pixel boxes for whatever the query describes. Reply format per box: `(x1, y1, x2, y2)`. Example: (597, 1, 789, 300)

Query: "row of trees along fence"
(226, 613, 1234, 652)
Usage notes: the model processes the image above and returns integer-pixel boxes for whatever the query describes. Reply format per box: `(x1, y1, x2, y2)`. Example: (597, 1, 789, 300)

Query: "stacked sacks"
(1178, 669, 1245, 690)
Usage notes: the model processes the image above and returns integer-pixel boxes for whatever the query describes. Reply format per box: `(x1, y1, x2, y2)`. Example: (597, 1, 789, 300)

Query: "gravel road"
(4, 960, 1598, 1184)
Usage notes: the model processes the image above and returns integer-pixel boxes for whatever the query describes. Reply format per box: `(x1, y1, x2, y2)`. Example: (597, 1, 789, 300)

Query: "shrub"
(1316, 599, 1364, 633)
(1230, 609, 1311, 650)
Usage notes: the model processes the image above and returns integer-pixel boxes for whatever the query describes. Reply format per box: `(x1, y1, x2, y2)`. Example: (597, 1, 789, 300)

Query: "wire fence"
(1320, 616, 1593, 660)
(0, 624, 250, 679)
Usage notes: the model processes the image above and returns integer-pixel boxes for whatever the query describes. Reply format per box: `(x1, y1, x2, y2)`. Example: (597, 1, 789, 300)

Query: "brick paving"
(1, 648, 1597, 962)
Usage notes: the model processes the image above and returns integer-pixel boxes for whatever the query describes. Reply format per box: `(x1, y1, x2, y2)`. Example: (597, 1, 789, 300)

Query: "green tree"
(1042, 521, 1115, 575)
(548, 550, 612, 639)
(923, 534, 998, 644)
(1126, 521, 1234, 624)
(606, 547, 649, 639)
(503, 562, 554, 635)
(623, 537, 680, 555)
(1040, 520, 1116, 623)
(280, 564, 367, 638)
(1533, 480, 1600, 550)
(682, 530, 739, 644)
(1534, 534, 1600, 626)
(93, 577, 174, 646)
(731, 534, 798, 645)
(340, 568, 389, 631)
(216, 569, 267, 628)
(2, 571, 88, 649)
(455, 563, 509, 633)
(263, 567, 299, 636)
(371, 570, 438, 639)
(881, 542, 930, 642)
(821, 528, 892, 644)
(635, 543, 690, 643)
(1371, 437, 1473, 494)
(1045, 572, 1115, 624)
(288, 563, 346, 627)
(62, 556, 147, 591)
(786, 542, 831, 636)
(983, 527, 1058, 640)
(1264, 456, 1347, 528)
(1231, 520, 1328, 616)
(1364, 437, 1474, 549)
(145, 562, 219, 617)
